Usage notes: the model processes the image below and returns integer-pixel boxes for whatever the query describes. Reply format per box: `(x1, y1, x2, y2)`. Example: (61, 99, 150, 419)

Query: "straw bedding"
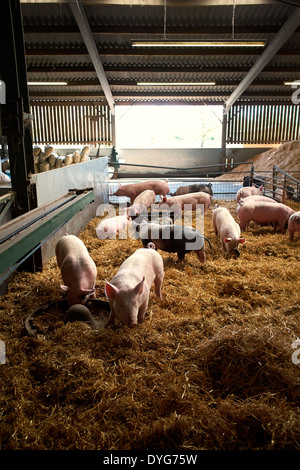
(0, 200, 300, 450)
(217, 140, 300, 180)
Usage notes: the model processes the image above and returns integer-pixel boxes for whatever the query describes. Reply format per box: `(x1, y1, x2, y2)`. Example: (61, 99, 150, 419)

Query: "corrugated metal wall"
(226, 104, 300, 145)
(30, 102, 112, 146)
(30, 102, 300, 147)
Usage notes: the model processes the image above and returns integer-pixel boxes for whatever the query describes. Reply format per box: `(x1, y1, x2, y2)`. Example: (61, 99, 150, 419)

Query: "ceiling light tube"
(137, 81, 216, 86)
(132, 41, 266, 48)
(27, 81, 68, 86)
(284, 81, 300, 85)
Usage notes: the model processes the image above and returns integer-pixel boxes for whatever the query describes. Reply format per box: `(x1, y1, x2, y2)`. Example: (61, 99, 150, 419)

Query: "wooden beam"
(24, 45, 300, 57)
(224, 7, 300, 114)
(24, 46, 264, 56)
(68, 0, 115, 115)
(24, 24, 300, 35)
(26, 64, 300, 74)
(28, 90, 294, 98)
(19, 0, 277, 5)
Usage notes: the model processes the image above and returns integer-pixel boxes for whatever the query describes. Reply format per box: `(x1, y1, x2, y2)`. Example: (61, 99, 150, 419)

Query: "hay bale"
(38, 151, 47, 164)
(47, 153, 58, 169)
(38, 162, 50, 172)
(80, 154, 90, 163)
(33, 145, 42, 158)
(55, 156, 65, 168)
(81, 145, 90, 156)
(72, 151, 81, 164)
(64, 154, 73, 166)
(44, 146, 54, 159)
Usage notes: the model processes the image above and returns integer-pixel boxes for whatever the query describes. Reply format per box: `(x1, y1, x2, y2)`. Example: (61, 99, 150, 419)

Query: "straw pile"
(0, 200, 300, 450)
(218, 140, 300, 180)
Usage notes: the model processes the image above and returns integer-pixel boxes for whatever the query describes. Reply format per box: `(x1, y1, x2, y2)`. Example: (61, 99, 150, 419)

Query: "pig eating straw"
(105, 248, 164, 327)
(55, 234, 97, 307)
(212, 204, 245, 256)
(237, 201, 295, 232)
(127, 189, 156, 218)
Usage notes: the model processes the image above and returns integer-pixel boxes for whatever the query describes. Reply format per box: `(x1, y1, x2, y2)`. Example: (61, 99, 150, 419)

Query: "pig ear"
(239, 237, 246, 244)
(118, 183, 122, 188)
(224, 237, 232, 243)
(105, 280, 119, 299)
(134, 276, 145, 296)
(60, 284, 68, 292)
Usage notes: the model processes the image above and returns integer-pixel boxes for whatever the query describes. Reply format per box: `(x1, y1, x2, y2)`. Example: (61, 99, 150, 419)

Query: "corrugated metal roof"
(21, 0, 300, 106)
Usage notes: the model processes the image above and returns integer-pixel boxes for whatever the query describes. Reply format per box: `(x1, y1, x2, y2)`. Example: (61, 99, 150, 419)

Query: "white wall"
(116, 147, 270, 175)
(29, 156, 109, 264)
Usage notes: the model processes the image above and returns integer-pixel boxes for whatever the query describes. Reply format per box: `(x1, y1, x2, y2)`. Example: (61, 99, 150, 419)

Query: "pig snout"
(233, 248, 240, 257)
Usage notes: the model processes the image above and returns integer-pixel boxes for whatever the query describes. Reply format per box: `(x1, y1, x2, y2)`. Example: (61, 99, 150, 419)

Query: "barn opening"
(115, 105, 223, 149)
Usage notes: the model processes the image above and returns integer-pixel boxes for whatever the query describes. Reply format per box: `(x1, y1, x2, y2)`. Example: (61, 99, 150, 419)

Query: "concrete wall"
(30, 156, 109, 264)
(116, 147, 272, 175)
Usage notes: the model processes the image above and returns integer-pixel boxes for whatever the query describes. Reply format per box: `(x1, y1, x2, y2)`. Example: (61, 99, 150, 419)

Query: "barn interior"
(0, 0, 300, 454)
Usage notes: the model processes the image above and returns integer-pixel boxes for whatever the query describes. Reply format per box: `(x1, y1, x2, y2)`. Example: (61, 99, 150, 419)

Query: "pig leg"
(289, 228, 295, 241)
(239, 221, 248, 231)
(175, 250, 186, 264)
(273, 220, 280, 233)
(196, 248, 206, 263)
(137, 299, 149, 324)
(154, 273, 164, 299)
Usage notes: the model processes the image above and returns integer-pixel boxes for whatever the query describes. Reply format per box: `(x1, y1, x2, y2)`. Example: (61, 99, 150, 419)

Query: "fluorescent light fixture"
(284, 81, 300, 85)
(132, 41, 266, 48)
(27, 81, 68, 86)
(137, 81, 216, 86)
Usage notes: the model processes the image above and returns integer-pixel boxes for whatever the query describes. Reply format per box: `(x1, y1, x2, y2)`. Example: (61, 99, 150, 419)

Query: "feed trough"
(24, 298, 111, 337)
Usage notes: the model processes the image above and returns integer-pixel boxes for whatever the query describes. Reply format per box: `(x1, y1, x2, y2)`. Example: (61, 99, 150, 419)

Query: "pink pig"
(236, 185, 263, 203)
(212, 204, 245, 256)
(159, 191, 211, 213)
(238, 195, 278, 205)
(288, 211, 300, 241)
(105, 248, 164, 327)
(238, 201, 295, 232)
(127, 189, 156, 218)
(113, 180, 170, 204)
(55, 234, 97, 306)
(96, 212, 132, 239)
(236, 195, 278, 213)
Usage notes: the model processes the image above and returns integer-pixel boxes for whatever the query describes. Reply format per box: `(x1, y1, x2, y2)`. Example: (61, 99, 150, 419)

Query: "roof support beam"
(68, 0, 115, 114)
(224, 7, 300, 115)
